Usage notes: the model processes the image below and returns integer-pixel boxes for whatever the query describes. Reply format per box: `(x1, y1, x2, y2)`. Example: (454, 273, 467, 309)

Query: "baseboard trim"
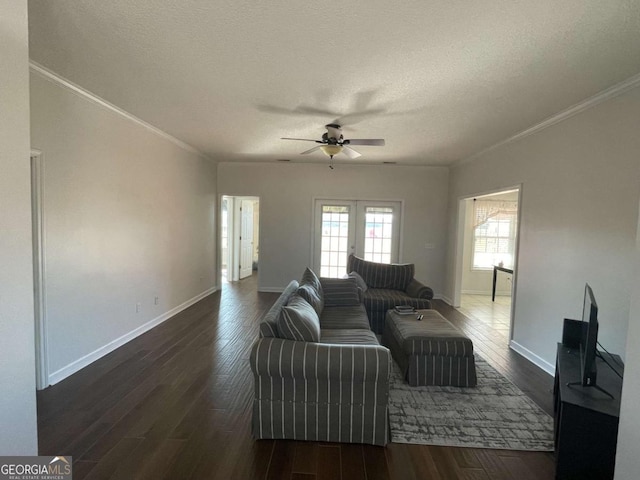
(48, 286, 218, 385)
(509, 340, 555, 377)
(438, 295, 453, 306)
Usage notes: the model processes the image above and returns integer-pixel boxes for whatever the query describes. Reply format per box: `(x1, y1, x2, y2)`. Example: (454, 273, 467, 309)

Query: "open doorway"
(220, 196, 259, 284)
(453, 187, 520, 345)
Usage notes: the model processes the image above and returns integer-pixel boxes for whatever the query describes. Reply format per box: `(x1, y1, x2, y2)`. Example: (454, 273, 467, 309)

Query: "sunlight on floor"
(458, 294, 512, 344)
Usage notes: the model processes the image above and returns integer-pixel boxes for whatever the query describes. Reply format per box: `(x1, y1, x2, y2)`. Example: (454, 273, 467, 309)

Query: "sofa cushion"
(347, 254, 414, 291)
(278, 295, 321, 342)
(319, 304, 370, 330)
(320, 277, 360, 306)
(320, 329, 380, 346)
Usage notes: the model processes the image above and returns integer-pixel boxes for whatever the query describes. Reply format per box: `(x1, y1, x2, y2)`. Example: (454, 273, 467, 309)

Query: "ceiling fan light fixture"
(320, 145, 342, 158)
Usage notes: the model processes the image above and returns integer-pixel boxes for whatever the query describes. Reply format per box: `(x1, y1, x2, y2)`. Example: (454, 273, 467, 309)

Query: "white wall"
(30, 71, 217, 382)
(218, 163, 449, 292)
(0, 0, 38, 454)
(614, 202, 640, 479)
(445, 85, 640, 370)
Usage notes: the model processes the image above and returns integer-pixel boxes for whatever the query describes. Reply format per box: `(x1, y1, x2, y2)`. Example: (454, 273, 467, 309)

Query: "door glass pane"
(364, 206, 394, 264)
(320, 205, 350, 277)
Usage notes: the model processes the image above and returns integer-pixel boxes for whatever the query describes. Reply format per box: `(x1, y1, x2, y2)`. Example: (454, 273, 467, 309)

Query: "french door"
(313, 199, 401, 278)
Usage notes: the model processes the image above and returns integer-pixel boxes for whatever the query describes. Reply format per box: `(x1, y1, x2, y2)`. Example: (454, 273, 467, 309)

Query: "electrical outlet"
(154, 296, 159, 305)
(136, 302, 141, 313)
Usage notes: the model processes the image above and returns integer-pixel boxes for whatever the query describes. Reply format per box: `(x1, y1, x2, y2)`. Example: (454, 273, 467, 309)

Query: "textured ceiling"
(28, 0, 640, 165)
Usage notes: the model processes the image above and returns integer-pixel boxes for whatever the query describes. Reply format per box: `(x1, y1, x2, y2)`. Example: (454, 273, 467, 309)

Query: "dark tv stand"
(566, 380, 614, 399)
(554, 342, 623, 480)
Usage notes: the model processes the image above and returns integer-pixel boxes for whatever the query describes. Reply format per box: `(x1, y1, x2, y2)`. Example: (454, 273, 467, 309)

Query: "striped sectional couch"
(347, 254, 434, 334)
(249, 270, 391, 446)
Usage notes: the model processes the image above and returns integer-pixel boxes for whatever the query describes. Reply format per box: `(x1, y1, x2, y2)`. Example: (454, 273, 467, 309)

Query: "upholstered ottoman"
(382, 309, 477, 387)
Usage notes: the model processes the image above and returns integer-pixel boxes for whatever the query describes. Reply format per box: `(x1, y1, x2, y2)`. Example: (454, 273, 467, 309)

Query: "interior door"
(239, 199, 254, 279)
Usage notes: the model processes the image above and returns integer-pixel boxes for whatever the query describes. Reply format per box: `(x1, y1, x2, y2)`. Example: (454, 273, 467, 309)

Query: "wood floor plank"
(474, 450, 518, 480)
(266, 440, 296, 479)
(429, 445, 462, 479)
(134, 438, 185, 480)
(316, 445, 342, 480)
(498, 454, 539, 480)
(292, 442, 318, 474)
(406, 444, 442, 480)
(71, 460, 97, 480)
(384, 443, 422, 480)
(451, 447, 483, 469)
(362, 445, 391, 480)
(82, 437, 143, 480)
(340, 444, 366, 479)
(37, 274, 556, 479)
(227, 437, 274, 480)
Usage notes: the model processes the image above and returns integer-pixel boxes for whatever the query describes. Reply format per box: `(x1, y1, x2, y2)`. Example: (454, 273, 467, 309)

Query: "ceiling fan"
(281, 124, 385, 166)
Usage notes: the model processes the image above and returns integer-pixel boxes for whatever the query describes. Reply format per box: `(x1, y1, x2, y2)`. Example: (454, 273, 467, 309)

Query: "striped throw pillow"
(297, 283, 324, 315)
(320, 277, 361, 306)
(277, 295, 321, 342)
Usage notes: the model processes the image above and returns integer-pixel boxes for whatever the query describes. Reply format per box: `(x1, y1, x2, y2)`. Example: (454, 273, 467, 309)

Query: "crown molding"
(455, 72, 640, 167)
(29, 61, 207, 159)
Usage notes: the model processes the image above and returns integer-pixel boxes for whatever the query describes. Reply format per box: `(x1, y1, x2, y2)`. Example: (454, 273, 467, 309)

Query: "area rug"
(388, 357, 554, 451)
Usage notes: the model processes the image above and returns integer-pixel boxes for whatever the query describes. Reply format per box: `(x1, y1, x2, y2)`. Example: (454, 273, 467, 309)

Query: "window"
(319, 205, 352, 278)
(314, 200, 401, 277)
(472, 199, 517, 270)
(363, 206, 394, 264)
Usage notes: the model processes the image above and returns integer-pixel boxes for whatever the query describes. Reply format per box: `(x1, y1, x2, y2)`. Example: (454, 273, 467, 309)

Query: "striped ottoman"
(382, 309, 477, 387)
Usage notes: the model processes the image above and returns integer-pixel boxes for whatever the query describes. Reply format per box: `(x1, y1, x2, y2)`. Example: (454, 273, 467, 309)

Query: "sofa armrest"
(250, 337, 391, 383)
(405, 278, 434, 300)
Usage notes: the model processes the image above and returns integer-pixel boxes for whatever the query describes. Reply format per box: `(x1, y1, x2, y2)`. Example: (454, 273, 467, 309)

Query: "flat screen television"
(568, 283, 614, 398)
(580, 283, 599, 387)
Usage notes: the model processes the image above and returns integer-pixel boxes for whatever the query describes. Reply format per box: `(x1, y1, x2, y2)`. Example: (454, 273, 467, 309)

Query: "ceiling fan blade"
(294, 105, 341, 117)
(341, 146, 362, 159)
(300, 146, 322, 155)
(281, 137, 322, 142)
(343, 139, 385, 146)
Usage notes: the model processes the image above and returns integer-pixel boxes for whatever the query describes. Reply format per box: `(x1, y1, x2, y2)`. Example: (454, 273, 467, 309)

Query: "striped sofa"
(250, 276, 391, 446)
(347, 254, 434, 334)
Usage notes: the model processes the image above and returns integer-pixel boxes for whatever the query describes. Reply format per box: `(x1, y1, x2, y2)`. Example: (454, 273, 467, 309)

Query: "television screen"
(580, 284, 599, 386)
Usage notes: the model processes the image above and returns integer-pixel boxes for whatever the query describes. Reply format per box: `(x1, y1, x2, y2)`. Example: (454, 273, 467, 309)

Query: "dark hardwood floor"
(37, 275, 556, 479)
